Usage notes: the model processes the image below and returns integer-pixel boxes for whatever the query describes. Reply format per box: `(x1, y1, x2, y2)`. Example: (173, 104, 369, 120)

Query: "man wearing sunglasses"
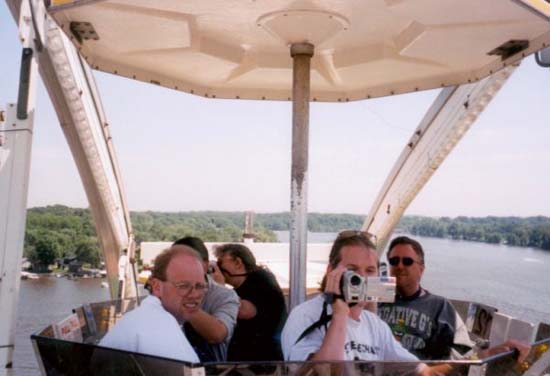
(99, 246, 202, 362)
(378, 236, 529, 363)
(378, 236, 472, 360)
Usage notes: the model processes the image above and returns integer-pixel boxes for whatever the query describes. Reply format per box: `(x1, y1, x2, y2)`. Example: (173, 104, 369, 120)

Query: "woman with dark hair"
(215, 243, 287, 361)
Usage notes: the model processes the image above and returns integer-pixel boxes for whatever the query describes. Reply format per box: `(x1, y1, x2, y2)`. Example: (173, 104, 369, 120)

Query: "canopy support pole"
(289, 43, 314, 309)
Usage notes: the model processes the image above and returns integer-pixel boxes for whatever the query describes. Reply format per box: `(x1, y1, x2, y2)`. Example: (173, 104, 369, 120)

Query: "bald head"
(152, 245, 203, 281)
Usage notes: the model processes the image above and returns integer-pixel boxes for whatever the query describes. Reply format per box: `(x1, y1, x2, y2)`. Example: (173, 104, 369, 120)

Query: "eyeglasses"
(388, 256, 420, 267)
(168, 281, 209, 296)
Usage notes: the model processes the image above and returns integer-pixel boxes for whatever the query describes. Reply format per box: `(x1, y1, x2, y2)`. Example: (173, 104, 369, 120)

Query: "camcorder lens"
(350, 275, 362, 285)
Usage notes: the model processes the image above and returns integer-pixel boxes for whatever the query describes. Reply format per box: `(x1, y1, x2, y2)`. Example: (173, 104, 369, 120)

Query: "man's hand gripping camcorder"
(340, 270, 396, 303)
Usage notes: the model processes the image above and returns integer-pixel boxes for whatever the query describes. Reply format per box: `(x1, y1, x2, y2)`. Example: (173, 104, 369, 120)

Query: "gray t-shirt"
(378, 289, 473, 360)
(184, 275, 239, 362)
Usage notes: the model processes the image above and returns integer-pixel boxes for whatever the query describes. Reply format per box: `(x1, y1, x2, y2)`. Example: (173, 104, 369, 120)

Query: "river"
(9, 234, 550, 375)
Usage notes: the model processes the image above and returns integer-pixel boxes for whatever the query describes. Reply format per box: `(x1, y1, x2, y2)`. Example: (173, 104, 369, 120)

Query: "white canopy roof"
(48, 0, 550, 102)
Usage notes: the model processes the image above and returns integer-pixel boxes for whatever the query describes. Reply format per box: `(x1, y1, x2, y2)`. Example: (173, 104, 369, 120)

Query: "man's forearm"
(312, 312, 348, 361)
(187, 309, 228, 344)
(238, 299, 257, 319)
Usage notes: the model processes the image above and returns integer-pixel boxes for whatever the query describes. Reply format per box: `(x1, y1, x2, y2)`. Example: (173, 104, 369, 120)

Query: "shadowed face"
(216, 253, 245, 286)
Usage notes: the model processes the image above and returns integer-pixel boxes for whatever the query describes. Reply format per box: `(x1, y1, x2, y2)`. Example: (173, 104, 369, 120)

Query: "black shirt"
(227, 268, 287, 361)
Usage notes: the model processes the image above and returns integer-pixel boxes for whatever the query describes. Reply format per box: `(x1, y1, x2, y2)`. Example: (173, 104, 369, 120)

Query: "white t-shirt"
(282, 295, 418, 362)
(99, 295, 199, 363)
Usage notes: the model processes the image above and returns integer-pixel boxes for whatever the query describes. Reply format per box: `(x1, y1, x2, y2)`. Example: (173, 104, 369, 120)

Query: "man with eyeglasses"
(378, 236, 529, 363)
(172, 237, 239, 362)
(99, 246, 202, 362)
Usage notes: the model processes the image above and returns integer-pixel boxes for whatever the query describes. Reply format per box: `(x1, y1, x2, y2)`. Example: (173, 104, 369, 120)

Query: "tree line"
(131, 211, 277, 244)
(25, 206, 280, 269)
(399, 215, 550, 250)
(24, 206, 550, 270)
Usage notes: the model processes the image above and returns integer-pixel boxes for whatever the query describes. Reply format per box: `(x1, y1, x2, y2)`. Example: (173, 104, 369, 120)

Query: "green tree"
(74, 237, 101, 267)
(254, 228, 277, 242)
(485, 233, 502, 244)
(28, 235, 61, 271)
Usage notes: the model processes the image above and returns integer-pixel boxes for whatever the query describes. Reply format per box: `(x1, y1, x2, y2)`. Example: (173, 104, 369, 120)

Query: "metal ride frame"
(1, 0, 135, 368)
(2, 0, 538, 370)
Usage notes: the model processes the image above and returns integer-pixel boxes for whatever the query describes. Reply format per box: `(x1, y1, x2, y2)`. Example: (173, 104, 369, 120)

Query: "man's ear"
(151, 277, 162, 296)
(234, 257, 244, 270)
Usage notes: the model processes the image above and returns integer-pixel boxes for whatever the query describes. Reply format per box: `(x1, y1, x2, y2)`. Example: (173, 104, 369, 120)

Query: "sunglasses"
(388, 256, 419, 267)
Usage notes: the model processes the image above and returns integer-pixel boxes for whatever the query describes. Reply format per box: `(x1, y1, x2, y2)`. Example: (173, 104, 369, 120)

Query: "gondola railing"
(31, 298, 550, 376)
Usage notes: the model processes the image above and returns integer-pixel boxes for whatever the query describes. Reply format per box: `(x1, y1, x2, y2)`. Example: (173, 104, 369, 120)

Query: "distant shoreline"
(27, 205, 550, 253)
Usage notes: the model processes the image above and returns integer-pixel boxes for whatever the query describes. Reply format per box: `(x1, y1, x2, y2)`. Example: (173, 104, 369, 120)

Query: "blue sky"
(2, 2, 550, 217)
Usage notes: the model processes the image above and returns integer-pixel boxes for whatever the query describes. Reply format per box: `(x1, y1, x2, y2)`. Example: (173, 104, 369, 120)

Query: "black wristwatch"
(323, 292, 344, 304)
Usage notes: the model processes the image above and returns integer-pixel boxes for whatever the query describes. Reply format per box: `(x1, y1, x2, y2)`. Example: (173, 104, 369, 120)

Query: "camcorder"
(340, 270, 396, 303)
(207, 262, 216, 274)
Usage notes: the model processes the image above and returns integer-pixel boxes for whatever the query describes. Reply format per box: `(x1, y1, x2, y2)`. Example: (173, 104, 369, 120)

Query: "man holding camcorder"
(281, 232, 420, 364)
